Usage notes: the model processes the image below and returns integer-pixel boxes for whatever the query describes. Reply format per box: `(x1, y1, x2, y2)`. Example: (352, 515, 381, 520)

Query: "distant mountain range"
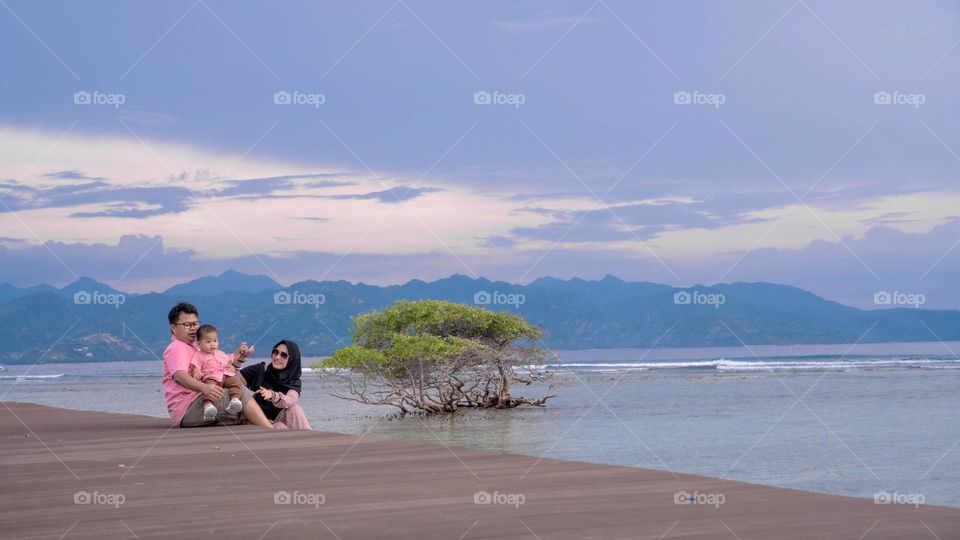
(1, 271, 958, 363)
(162, 270, 282, 297)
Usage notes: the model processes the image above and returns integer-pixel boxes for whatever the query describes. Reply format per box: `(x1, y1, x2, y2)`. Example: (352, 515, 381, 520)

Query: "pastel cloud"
(1, 125, 959, 307)
(0, 126, 552, 259)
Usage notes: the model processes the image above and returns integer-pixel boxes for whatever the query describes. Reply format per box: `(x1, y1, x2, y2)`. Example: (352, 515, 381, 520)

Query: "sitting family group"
(161, 302, 311, 430)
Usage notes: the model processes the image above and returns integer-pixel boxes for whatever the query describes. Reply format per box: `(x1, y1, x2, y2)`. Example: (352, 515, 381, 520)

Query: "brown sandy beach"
(1, 402, 957, 539)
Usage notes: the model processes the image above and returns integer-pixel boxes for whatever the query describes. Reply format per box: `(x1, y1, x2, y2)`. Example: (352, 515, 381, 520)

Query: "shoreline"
(1, 402, 958, 539)
(5, 339, 960, 367)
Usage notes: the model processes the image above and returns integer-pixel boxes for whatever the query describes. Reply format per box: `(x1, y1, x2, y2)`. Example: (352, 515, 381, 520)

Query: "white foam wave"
(556, 357, 960, 372)
(0, 373, 65, 380)
(558, 361, 718, 369)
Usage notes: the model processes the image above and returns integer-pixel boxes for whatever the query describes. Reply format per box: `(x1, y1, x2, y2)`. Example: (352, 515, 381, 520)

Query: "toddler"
(191, 324, 253, 421)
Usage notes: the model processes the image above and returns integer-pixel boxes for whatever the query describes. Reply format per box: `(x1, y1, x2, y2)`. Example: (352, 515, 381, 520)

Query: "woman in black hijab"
(240, 340, 311, 429)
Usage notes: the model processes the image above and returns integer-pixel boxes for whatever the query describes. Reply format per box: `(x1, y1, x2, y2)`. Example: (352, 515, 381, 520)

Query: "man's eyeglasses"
(272, 348, 289, 360)
(173, 322, 201, 329)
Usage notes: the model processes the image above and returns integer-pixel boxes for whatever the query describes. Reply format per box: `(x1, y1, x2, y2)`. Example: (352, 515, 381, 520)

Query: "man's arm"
(173, 371, 223, 401)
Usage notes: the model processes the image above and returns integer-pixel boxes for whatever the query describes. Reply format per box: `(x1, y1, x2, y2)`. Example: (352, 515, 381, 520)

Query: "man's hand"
(173, 371, 213, 395)
(202, 383, 224, 401)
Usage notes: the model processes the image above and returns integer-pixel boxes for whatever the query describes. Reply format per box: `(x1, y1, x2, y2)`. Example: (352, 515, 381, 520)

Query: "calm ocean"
(3, 341, 958, 507)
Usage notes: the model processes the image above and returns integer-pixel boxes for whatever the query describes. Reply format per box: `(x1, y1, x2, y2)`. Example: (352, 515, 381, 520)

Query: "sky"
(1, 0, 959, 308)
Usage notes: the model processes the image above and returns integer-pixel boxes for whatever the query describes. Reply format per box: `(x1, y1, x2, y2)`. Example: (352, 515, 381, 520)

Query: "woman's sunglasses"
(272, 349, 289, 360)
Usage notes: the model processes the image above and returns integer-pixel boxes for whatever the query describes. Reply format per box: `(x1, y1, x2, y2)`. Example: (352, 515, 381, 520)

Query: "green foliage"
(322, 300, 543, 372)
(323, 333, 477, 374)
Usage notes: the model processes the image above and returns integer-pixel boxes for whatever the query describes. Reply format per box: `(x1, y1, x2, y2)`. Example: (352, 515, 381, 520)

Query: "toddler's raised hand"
(234, 342, 254, 363)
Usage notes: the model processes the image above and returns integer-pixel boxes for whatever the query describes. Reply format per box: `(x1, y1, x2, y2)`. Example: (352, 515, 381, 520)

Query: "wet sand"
(1, 402, 957, 539)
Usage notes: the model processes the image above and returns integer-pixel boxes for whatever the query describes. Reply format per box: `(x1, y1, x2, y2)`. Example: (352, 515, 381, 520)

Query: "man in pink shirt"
(162, 302, 272, 428)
